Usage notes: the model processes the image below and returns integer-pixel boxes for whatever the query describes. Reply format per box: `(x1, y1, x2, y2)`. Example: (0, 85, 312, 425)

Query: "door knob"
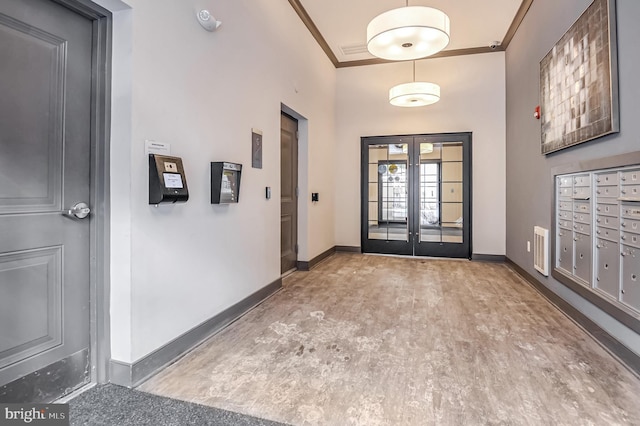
(64, 202, 91, 219)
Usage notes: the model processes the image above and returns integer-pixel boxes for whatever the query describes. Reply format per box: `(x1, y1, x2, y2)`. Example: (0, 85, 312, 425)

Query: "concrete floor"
(139, 253, 640, 425)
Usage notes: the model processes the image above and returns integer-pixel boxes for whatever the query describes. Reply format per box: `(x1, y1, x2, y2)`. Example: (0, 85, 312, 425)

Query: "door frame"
(55, 0, 113, 386)
(360, 133, 472, 259)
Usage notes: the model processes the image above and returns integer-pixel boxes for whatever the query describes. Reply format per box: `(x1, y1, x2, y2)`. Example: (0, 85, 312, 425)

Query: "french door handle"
(63, 202, 91, 219)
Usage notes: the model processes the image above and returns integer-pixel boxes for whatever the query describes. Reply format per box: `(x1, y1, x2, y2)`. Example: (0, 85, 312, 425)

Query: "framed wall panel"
(540, 0, 619, 154)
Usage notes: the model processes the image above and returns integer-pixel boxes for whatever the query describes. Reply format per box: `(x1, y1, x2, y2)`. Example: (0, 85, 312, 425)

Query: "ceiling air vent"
(340, 43, 369, 56)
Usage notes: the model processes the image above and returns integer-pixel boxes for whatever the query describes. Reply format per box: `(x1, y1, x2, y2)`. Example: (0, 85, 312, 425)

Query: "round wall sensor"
(197, 10, 222, 32)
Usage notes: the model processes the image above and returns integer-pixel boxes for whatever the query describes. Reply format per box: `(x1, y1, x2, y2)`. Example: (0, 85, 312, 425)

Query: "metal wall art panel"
(540, 0, 619, 154)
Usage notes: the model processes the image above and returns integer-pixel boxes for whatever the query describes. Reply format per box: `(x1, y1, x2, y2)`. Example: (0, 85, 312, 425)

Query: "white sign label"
(145, 140, 171, 155)
(163, 173, 183, 189)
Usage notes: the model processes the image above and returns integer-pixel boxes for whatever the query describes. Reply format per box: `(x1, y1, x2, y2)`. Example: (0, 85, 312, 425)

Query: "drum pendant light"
(367, 2, 450, 61)
(389, 61, 440, 107)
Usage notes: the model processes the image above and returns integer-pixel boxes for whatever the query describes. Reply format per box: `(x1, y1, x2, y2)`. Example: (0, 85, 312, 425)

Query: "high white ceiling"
(296, 0, 525, 64)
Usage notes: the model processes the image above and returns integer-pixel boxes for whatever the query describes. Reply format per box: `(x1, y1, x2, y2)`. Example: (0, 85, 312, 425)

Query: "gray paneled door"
(0, 0, 93, 402)
(281, 113, 298, 273)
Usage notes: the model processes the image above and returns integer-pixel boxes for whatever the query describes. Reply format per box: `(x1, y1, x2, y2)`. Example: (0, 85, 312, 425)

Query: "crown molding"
(287, 0, 338, 67)
(336, 46, 504, 68)
(501, 0, 534, 49)
(288, 0, 533, 69)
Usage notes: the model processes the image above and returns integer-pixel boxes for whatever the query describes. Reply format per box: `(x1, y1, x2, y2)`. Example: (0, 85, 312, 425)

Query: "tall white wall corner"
(534, 226, 549, 276)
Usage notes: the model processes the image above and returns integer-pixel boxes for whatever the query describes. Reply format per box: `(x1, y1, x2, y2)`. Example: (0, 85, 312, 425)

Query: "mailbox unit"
(555, 165, 640, 315)
(211, 162, 242, 204)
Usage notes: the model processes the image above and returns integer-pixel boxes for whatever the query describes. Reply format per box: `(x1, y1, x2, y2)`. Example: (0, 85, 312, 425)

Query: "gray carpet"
(69, 384, 287, 426)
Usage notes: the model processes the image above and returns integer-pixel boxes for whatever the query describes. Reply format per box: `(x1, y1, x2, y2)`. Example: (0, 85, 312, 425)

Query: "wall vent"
(340, 43, 369, 56)
(534, 226, 549, 276)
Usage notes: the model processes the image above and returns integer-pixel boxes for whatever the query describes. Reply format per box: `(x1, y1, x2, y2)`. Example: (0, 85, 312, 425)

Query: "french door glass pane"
(367, 144, 409, 241)
(442, 162, 462, 181)
(442, 144, 463, 161)
(420, 142, 465, 244)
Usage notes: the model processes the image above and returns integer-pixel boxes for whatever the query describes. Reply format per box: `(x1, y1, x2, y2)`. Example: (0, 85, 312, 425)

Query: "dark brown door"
(281, 113, 298, 273)
(0, 0, 93, 402)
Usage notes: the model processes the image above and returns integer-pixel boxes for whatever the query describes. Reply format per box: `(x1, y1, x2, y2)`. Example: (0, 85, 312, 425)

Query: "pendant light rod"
(413, 61, 416, 82)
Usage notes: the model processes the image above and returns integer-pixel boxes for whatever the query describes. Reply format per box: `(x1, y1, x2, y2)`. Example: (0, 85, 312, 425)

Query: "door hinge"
(296, 130, 299, 140)
(295, 244, 299, 254)
(295, 187, 299, 197)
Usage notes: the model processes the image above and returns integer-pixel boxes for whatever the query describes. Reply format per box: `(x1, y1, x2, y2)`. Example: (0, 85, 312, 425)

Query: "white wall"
(334, 54, 506, 255)
(106, 0, 336, 363)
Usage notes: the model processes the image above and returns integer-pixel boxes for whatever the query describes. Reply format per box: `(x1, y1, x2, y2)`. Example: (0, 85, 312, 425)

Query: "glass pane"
(368, 163, 380, 179)
(442, 144, 463, 161)
(442, 162, 462, 182)
(387, 225, 409, 241)
(419, 161, 440, 242)
(441, 225, 463, 243)
(368, 222, 409, 241)
(421, 162, 438, 176)
(442, 203, 463, 226)
(421, 228, 442, 242)
(368, 183, 378, 201)
(366, 143, 408, 242)
(368, 145, 388, 164)
(368, 201, 378, 222)
(368, 221, 386, 240)
(421, 184, 438, 201)
(442, 183, 463, 203)
(380, 161, 408, 223)
(420, 142, 441, 160)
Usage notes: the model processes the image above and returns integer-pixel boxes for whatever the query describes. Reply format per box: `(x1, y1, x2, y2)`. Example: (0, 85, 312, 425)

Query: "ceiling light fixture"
(367, 1, 450, 61)
(389, 61, 440, 107)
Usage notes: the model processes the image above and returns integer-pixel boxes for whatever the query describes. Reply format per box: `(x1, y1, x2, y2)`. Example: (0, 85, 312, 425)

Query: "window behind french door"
(361, 133, 472, 258)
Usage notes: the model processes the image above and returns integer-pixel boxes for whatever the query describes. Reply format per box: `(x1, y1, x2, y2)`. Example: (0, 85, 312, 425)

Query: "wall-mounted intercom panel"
(211, 162, 242, 204)
(149, 154, 189, 204)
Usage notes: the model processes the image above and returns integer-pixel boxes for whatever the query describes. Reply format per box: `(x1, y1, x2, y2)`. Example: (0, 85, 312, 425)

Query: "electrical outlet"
(527, 241, 531, 252)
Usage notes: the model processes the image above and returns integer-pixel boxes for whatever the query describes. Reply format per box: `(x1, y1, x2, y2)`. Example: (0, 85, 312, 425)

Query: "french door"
(361, 133, 472, 258)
